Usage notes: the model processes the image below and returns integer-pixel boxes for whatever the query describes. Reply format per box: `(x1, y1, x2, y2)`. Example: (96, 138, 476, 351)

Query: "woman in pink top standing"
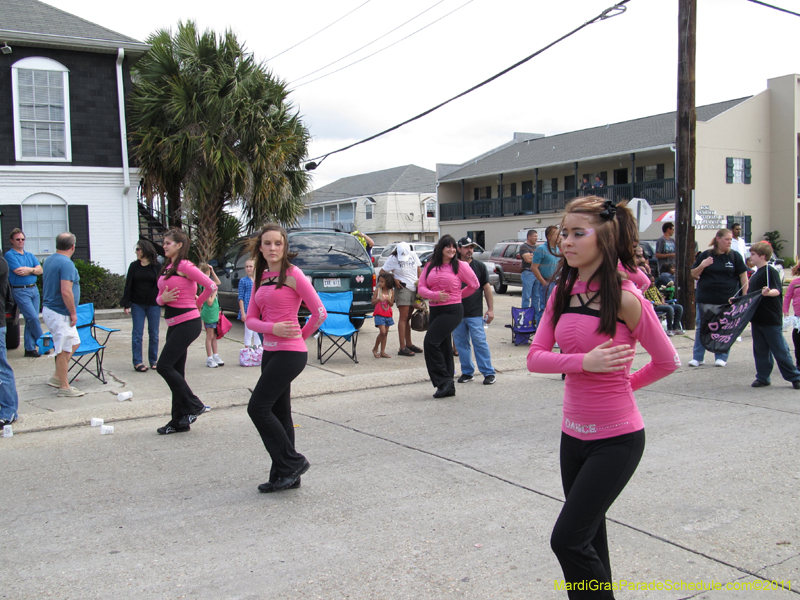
(154, 229, 217, 435)
(417, 235, 479, 398)
(528, 197, 679, 597)
(245, 224, 327, 493)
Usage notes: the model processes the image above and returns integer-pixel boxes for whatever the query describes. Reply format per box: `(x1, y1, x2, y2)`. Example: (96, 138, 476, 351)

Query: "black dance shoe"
(258, 478, 302, 493)
(157, 424, 190, 435)
(270, 459, 311, 492)
(433, 383, 456, 398)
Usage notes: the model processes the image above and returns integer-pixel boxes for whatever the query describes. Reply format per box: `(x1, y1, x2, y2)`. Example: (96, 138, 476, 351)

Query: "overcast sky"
(45, 0, 800, 188)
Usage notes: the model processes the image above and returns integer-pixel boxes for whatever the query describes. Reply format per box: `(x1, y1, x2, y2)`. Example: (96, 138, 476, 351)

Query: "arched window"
(11, 57, 72, 162)
(425, 199, 437, 219)
(21, 193, 69, 257)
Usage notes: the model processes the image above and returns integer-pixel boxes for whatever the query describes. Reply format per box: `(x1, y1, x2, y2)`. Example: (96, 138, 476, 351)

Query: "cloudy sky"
(45, 0, 800, 188)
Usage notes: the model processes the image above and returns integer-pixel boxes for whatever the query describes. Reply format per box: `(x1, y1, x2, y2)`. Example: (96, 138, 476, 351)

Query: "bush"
(73, 260, 126, 309)
(782, 256, 797, 269)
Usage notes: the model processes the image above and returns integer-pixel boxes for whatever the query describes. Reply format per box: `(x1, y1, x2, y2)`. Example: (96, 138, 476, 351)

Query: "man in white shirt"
(730, 223, 747, 261)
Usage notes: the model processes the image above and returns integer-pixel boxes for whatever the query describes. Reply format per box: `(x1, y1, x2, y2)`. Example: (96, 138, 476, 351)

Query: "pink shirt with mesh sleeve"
(527, 279, 680, 440)
(417, 262, 479, 307)
(246, 265, 327, 352)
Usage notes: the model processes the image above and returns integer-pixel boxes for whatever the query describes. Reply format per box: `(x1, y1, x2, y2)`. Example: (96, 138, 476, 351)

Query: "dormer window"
(11, 57, 72, 162)
(364, 196, 376, 220)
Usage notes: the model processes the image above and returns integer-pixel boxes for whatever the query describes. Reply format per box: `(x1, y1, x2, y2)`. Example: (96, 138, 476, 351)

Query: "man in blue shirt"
(531, 225, 561, 329)
(4, 228, 44, 357)
(41, 232, 83, 397)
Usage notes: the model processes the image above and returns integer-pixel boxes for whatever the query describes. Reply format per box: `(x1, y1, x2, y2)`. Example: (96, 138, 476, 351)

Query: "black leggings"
(792, 329, 800, 368)
(423, 303, 463, 388)
(247, 351, 308, 481)
(551, 430, 646, 599)
(156, 318, 204, 427)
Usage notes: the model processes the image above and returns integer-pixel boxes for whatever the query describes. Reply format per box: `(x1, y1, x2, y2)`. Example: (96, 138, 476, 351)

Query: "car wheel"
(6, 322, 20, 350)
(494, 276, 508, 295)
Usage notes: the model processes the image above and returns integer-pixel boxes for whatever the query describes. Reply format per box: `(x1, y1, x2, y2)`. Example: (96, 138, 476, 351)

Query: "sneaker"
(793, 381, 800, 390)
(736, 337, 743, 342)
(688, 359, 703, 367)
(47, 376, 60, 388)
(457, 374, 474, 383)
(553, 343, 560, 349)
(751, 380, 770, 387)
(715, 359, 727, 367)
(0, 415, 18, 425)
(206, 357, 218, 368)
(212, 354, 224, 366)
(57, 386, 85, 397)
(157, 424, 190, 435)
(483, 375, 496, 385)
(24, 350, 40, 357)
(667, 330, 675, 336)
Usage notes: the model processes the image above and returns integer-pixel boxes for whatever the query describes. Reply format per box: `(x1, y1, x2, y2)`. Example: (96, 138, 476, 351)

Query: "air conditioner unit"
(411, 233, 420, 241)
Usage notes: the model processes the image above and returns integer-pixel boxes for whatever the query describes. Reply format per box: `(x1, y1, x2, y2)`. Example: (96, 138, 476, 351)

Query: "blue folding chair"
(506, 306, 537, 346)
(37, 303, 120, 384)
(317, 291, 359, 364)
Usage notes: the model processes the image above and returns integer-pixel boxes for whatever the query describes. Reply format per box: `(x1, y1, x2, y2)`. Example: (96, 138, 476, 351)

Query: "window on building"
(501, 183, 517, 198)
(364, 197, 376, 220)
(425, 200, 436, 218)
(12, 57, 72, 162)
(21, 202, 68, 257)
(726, 158, 751, 184)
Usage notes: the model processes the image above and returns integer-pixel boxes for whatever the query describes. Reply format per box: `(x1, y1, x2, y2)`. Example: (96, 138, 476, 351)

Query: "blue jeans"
(533, 280, 556, 328)
(654, 303, 684, 331)
(751, 323, 800, 384)
(521, 270, 535, 309)
(131, 303, 161, 366)
(12, 286, 42, 352)
(692, 305, 728, 363)
(453, 316, 495, 377)
(0, 327, 19, 421)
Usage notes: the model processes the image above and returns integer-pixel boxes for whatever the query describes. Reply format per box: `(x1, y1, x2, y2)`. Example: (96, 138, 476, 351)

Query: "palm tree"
(128, 21, 311, 259)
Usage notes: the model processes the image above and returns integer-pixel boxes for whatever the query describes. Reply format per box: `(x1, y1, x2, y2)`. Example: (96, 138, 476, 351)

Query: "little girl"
(238, 259, 260, 348)
(372, 273, 395, 358)
(198, 263, 224, 368)
(782, 263, 800, 369)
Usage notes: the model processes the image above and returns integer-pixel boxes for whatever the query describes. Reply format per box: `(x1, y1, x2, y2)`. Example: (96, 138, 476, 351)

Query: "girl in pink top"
(245, 224, 327, 493)
(154, 229, 217, 435)
(782, 263, 800, 368)
(417, 235, 479, 398)
(528, 197, 679, 597)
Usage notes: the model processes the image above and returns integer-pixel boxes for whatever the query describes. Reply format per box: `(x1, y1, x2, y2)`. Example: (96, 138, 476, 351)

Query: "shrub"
(782, 256, 796, 269)
(73, 260, 126, 309)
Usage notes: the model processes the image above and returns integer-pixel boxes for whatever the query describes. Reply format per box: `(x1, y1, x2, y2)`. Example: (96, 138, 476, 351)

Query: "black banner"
(698, 291, 762, 354)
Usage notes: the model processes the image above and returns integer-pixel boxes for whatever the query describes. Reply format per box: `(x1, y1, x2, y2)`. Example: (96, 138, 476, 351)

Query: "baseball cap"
(457, 236, 477, 248)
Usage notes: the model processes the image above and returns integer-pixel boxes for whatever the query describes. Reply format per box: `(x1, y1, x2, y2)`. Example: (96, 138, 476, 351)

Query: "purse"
(410, 306, 429, 332)
(239, 346, 263, 367)
(216, 311, 233, 338)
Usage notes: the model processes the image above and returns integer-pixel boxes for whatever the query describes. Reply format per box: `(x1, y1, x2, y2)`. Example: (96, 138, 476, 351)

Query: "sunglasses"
(134, 247, 142, 252)
(14, 237, 25, 242)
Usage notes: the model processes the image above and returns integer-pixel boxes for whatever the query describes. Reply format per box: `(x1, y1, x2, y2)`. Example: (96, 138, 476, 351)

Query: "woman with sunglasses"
(121, 239, 161, 372)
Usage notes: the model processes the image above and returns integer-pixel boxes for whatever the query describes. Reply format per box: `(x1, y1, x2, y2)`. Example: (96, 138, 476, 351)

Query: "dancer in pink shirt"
(245, 224, 327, 493)
(528, 197, 679, 597)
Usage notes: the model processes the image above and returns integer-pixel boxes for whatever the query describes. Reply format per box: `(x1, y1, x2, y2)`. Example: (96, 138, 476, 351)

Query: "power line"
(294, 0, 476, 89)
(746, 0, 800, 17)
(267, 0, 374, 62)
(291, 0, 447, 85)
(304, 0, 631, 170)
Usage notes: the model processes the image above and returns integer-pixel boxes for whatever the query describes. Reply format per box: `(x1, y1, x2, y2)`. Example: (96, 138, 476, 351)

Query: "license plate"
(323, 278, 341, 288)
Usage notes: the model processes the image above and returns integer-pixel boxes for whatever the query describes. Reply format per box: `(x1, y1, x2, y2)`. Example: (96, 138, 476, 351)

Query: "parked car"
(212, 229, 375, 329)
(488, 240, 527, 294)
(375, 242, 436, 268)
(5, 296, 19, 350)
(370, 245, 385, 268)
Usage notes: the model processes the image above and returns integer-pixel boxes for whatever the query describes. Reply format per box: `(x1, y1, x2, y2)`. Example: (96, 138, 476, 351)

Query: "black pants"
(792, 329, 800, 368)
(248, 351, 308, 480)
(423, 304, 463, 388)
(156, 318, 205, 427)
(551, 430, 646, 599)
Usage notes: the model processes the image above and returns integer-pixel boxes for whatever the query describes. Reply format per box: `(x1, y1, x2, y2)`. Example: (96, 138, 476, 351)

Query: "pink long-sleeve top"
(527, 279, 680, 441)
(245, 265, 327, 352)
(417, 262, 480, 307)
(783, 278, 800, 315)
(156, 260, 217, 326)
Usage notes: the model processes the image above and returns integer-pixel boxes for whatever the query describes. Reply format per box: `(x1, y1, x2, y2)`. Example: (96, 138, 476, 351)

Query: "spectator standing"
(198, 263, 224, 368)
(352, 230, 375, 259)
(730, 223, 747, 262)
(453, 236, 496, 386)
(531, 225, 561, 328)
(4, 228, 43, 357)
(580, 177, 592, 195)
(748, 242, 800, 389)
(417, 235, 479, 398)
(520, 230, 539, 309)
(783, 263, 800, 369)
(655, 222, 676, 270)
(380, 242, 423, 356)
(121, 239, 161, 371)
(41, 233, 83, 397)
(238, 259, 260, 348)
(689, 228, 748, 367)
(0, 254, 20, 425)
(593, 175, 604, 189)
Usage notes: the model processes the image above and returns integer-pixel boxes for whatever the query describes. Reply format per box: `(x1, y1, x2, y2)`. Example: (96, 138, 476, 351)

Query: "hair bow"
(599, 200, 617, 220)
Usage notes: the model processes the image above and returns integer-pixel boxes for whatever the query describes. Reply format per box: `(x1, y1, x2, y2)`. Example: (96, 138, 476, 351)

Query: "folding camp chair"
(317, 291, 359, 364)
(37, 303, 120, 384)
(506, 306, 537, 346)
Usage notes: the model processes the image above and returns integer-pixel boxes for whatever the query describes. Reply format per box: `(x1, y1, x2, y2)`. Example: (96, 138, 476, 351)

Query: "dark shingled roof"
(306, 165, 436, 205)
(0, 0, 149, 54)
(439, 98, 750, 182)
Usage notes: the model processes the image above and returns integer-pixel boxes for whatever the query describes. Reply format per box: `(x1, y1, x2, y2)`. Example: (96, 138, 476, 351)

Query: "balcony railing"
(296, 219, 355, 232)
(440, 178, 675, 221)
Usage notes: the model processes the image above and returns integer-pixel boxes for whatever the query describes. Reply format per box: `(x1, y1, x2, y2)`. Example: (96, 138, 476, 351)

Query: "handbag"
(216, 311, 233, 338)
(239, 345, 263, 367)
(410, 306, 429, 332)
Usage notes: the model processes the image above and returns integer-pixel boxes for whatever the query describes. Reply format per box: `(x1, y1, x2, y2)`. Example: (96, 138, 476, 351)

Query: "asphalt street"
(1, 290, 798, 599)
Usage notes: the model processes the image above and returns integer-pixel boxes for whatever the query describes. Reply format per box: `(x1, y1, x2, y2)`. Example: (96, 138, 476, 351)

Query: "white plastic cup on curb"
(100, 425, 114, 435)
(2, 425, 12, 437)
(90, 418, 104, 427)
(117, 391, 133, 402)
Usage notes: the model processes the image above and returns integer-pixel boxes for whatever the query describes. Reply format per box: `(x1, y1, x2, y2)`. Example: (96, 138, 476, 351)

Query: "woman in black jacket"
(121, 239, 161, 372)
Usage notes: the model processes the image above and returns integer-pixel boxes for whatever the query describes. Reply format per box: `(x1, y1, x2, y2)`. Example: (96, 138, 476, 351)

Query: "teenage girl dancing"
(245, 224, 327, 493)
(155, 229, 217, 435)
(527, 197, 679, 598)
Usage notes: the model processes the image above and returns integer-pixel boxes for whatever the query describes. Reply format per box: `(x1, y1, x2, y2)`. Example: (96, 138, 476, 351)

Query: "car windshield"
(290, 233, 371, 269)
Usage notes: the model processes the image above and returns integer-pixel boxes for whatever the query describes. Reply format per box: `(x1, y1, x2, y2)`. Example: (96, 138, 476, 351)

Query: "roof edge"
(0, 29, 151, 55)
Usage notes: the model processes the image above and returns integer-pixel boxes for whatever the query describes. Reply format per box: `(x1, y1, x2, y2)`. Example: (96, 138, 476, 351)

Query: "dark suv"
(212, 229, 375, 328)
(489, 240, 529, 294)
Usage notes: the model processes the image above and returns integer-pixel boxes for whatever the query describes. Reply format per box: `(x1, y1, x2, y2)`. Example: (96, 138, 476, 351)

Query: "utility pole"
(676, 0, 697, 328)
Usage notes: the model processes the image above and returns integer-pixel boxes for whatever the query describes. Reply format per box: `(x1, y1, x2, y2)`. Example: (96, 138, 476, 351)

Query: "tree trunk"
(195, 197, 222, 262)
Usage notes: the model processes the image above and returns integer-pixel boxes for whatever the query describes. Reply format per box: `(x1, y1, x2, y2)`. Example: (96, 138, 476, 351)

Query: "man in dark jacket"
(0, 254, 20, 425)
